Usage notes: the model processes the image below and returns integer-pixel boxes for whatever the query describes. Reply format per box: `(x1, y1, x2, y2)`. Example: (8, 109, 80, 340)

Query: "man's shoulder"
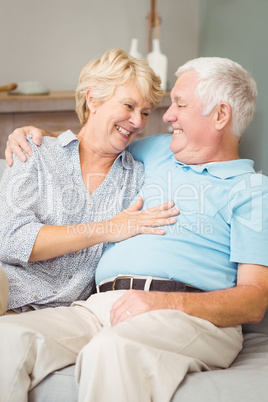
(228, 170, 268, 210)
(245, 170, 268, 191)
(134, 133, 172, 148)
(252, 171, 268, 195)
(128, 134, 172, 162)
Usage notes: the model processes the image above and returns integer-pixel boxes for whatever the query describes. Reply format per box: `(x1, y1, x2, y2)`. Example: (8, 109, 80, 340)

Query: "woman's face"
(87, 81, 152, 155)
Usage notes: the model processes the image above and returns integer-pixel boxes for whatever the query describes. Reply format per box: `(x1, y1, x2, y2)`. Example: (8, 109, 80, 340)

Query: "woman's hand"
(5, 126, 45, 166)
(105, 196, 179, 242)
(29, 197, 179, 262)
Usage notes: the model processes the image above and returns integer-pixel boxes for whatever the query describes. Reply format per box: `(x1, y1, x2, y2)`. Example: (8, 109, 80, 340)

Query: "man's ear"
(214, 102, 232, 130)
(86, 90, 97, 114)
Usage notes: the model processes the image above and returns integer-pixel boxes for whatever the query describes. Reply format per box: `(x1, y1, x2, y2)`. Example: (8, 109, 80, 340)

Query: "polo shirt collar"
(172, 155, 255, 179)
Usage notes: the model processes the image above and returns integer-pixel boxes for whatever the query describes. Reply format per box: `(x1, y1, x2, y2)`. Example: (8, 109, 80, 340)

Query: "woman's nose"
(130, 112, 144, 128)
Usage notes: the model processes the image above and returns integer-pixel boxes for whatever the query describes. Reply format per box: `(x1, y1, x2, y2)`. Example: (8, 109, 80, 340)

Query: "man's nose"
(163, 105, 177, 123)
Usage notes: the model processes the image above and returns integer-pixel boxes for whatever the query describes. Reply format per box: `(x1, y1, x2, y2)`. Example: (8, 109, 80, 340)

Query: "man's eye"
(142, 112, 150, 117)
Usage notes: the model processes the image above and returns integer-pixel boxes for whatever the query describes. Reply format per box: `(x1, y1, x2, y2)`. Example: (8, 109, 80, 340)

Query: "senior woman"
(0, 48, 178, 315)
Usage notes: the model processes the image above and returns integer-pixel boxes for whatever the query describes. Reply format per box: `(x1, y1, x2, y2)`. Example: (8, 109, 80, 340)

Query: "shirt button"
(34, 295, 39, 300)
(75, 251, 80, 255)
(53, 290, 57, 294)
(87, 201, 93, 207)
(183, 167, 189, 172)
(68, 275, 73, 280)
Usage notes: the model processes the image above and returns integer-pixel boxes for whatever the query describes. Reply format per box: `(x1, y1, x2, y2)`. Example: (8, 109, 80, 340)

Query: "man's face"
(163, 70, 216, 165)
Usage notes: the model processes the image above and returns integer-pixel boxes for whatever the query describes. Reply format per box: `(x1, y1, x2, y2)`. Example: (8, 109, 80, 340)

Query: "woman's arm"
(0, 154, 179, 264)
(29, 198, 179, 261)
(4, 128, 179, 263)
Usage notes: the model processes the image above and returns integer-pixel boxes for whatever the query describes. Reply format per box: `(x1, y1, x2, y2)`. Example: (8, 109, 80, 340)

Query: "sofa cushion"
(242, 308, 268, 335)
(171, 332, 268, 402)
(28, 365, 78, 402)
(0, 159, 6, 179)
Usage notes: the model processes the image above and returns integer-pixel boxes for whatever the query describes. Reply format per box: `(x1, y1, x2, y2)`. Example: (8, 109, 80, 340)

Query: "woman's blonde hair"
(75, 48, 164, 125)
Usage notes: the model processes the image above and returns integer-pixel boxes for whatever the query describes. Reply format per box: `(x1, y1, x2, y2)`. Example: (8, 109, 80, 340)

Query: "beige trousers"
(0, 265, 9, 316)
(0, 290, 243, 402)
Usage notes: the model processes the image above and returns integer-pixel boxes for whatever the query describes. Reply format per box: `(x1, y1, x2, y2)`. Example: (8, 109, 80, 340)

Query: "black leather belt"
(97, 276, 204, 293)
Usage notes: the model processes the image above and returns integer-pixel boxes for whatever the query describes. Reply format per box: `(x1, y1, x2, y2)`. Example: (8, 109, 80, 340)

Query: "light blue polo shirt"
(96, 134, 268, 291)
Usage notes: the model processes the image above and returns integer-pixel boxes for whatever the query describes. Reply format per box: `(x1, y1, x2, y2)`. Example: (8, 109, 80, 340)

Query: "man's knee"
(0, 321, 38, 374)
(0, 266, 9, 316)
(80, 327, 118, 357)
(75, 327, 121, 386)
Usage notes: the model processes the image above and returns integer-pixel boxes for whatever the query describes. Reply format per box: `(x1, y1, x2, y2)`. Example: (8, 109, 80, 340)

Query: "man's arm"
(5, 126, 55, 166)
(110, 263, 268, 327)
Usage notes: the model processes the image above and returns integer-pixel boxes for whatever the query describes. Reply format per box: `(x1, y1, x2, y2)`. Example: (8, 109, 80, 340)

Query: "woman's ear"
(86, 90, 97, 114)
(214, 102, 232, 130)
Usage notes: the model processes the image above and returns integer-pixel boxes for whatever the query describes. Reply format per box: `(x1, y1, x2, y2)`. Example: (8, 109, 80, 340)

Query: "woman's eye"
(142, 112, 150, 117)
(125, 104, 133, 110)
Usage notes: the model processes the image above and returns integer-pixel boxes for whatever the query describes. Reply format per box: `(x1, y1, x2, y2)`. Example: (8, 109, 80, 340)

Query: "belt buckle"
(112, 275, 134, 290)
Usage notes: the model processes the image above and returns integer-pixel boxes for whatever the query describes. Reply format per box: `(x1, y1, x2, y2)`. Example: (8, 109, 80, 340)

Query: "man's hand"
(5, 126, 45, 166)
(110, 289, 174, 326)
(110, 264, 268, 328)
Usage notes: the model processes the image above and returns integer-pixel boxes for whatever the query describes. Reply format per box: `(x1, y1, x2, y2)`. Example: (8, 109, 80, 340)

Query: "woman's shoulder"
(27, 130, 78, 156)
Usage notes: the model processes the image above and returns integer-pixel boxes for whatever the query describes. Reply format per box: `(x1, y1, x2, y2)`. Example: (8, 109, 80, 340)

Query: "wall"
(0, 0, 199, 92)
(2, 0, 266, 173)
(198, 0, 268, 174)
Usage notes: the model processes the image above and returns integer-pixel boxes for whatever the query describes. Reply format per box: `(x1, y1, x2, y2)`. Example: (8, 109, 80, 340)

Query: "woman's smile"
(115, 124, 132, 138)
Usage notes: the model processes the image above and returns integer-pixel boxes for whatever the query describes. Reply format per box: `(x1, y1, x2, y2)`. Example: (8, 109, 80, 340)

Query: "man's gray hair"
(175, 57, 257, 140)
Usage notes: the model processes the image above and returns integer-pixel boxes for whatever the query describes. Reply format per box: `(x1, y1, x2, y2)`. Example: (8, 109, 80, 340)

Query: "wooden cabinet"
(0, 91, 171, 158)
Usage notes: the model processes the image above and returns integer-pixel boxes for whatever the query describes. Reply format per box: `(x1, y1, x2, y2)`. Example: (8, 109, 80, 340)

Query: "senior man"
(1, 56, 268, 402)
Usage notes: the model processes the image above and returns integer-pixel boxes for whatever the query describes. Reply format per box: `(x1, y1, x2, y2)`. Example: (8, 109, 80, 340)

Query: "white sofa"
(0, 159, 6, 179)
(1, 160, 268, 401)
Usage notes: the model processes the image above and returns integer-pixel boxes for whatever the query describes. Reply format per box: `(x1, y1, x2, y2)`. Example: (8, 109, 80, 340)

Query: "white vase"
(147, 39, 168, 90)
(129, 38, 143, 59)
